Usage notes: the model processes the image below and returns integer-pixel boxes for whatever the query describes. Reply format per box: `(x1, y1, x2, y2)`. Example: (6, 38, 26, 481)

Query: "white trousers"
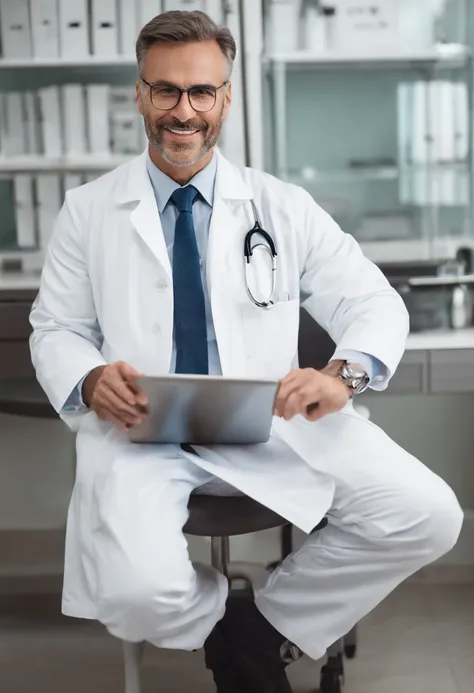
(94, 425, 463, 661)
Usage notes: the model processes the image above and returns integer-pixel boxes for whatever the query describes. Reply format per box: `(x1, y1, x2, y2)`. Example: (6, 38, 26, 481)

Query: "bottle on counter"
(321, 5, 336, 51)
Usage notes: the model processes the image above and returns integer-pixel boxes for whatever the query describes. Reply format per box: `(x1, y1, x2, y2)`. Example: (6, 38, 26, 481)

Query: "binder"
(91, 0, 119, 56)
(138, 0, 163, 29)
(30, 0, 60, 59)
(63, 173, 83, 193)
(118, 0, 139, 56)
(4, 93, 28, 156)
(0, 0, 32, 59)
(397, 83, 412, 205)
(163, 0, 202, 10)
(24, 92, 41, 155)
(86, 84, 111, 155)
(58, 0, 90, 58)
(39, 86, 63, 158)
(36, 174, 62, 249)
(62, 84, 87, 156)
(205, 0, 223, 22)
(111, 113, 142, 155)
(14, 175, 37, 248)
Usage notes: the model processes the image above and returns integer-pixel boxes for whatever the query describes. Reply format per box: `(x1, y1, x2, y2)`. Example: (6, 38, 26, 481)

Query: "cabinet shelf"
(267, 44, 471, 70)
(0, 155, 134, 175)
(0, 55, 136, 69)
(286, 162, 469, 186)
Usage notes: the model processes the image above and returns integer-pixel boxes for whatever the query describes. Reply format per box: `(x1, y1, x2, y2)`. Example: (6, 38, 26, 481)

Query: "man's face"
(137, 40, 232, 168)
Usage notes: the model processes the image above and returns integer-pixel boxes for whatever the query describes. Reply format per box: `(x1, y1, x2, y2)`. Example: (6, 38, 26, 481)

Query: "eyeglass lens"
(150, 85, 217, 112)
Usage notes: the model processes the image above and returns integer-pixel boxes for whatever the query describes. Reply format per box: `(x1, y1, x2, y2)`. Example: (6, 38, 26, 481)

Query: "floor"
(0, 581, 473, 693)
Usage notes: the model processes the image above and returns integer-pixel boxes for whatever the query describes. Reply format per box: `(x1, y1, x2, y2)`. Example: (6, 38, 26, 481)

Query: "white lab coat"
(29, 149, 410, 620)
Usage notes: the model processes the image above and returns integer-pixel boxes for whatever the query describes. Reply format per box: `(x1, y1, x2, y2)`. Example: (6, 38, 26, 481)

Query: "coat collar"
(117, 147, 254, 205)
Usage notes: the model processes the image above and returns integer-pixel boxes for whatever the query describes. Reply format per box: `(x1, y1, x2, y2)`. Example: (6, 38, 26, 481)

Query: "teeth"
(167, 128, 198, 135)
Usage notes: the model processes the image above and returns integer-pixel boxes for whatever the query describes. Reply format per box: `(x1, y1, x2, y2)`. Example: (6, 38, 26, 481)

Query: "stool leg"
(211, 535, 230, 577)
(281, 524, 293, 560)
(123, 641, 144, 693)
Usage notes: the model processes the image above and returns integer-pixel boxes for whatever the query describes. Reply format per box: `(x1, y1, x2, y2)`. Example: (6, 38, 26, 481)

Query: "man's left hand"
(274, 366, 351, 422)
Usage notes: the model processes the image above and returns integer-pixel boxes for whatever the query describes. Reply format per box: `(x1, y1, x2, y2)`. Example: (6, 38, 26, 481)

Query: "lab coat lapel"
(120, 152, 172, 278)
(207, 151, 253, 376)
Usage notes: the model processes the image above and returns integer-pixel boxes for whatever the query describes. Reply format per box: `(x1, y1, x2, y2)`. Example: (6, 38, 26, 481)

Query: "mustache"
(157, 117, 207, 132)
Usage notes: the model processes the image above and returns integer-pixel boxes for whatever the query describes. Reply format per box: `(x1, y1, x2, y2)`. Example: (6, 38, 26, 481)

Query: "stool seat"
(184, 495, 287, 537)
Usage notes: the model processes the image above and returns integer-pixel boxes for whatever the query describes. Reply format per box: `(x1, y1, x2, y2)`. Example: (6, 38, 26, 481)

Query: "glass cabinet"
(263, 0, 474, 273)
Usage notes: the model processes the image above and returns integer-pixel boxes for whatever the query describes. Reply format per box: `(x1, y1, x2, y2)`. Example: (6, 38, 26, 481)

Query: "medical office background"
(0, 0, 474, 580)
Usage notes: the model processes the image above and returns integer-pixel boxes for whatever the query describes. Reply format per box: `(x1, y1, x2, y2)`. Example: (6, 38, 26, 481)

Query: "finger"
(281, 391, 307, 421)
(274, 374, 308, 415)
(277, 379, 323, 418)
(99, 386, 146, 421)
(282, 386, 322, 420)
(105, 371, 139, 406)
(116, 363, 148, 406)
(305, 402, 329, 423)
(96, 407, 129, 430)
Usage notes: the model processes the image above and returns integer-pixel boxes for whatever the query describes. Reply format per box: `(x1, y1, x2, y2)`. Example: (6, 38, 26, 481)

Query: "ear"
(136, 81, 144, 115)
(223, 82, 232, 115)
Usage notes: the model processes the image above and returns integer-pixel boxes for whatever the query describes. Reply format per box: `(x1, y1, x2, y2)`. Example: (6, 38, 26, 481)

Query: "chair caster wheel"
(344, 643, 357, 659)
(320, 654, 344, 693)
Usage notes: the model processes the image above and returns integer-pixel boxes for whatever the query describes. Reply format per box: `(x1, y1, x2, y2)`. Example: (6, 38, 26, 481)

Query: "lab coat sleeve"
(29, 193, 107, 428)
(298, 190, 409, 390)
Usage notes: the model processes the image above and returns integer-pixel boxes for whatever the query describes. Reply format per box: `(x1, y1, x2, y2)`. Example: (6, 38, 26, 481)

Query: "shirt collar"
(146, 150, 217, 213)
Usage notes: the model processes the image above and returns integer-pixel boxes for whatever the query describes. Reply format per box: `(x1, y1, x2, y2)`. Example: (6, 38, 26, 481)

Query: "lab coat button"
(155, 280, 168, 291)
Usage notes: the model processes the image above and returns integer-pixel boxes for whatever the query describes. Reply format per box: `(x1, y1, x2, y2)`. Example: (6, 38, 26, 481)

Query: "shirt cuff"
(330, 350, 386, 383)
(62, 373, 89, 412)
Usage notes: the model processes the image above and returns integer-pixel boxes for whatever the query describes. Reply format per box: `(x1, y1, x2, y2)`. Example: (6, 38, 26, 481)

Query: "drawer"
(0, 302, 33, 339)
(0, 341, 35, 378)
(430, 349, 474, 394)
(387, 351, 429, 394)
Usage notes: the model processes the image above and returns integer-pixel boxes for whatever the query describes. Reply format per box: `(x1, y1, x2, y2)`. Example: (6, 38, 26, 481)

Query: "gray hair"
(136, 10, 237, 76)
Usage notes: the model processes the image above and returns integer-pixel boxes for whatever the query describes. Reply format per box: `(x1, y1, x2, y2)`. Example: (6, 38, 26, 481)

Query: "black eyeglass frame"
(140, 78, 229, 113)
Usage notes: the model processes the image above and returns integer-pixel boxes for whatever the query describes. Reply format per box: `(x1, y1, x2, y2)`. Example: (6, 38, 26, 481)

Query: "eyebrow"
(143, 79, 220, 90)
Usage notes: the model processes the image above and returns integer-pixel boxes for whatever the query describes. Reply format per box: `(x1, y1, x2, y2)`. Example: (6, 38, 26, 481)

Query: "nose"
(172, 92, 197, 122)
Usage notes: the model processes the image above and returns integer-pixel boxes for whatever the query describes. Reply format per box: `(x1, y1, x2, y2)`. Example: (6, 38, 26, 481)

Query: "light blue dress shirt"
(146, 152, 222, 375)
(65, 155, 382, 409)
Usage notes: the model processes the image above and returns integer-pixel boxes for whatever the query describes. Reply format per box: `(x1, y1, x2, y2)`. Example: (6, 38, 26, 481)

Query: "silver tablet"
(128, 374, 279, 445)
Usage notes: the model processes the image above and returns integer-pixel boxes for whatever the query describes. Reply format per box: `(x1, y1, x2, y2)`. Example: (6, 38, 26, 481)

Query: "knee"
(96, 561, 195, 640)
(390, 480, 463, 562)
(418, 483, 464, 560)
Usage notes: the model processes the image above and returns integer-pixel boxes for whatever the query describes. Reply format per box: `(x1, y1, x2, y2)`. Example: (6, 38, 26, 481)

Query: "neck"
(148, 145, 214, 185)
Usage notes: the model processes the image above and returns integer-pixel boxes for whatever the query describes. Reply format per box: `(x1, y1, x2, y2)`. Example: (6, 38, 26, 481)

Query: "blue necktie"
(170, 186, 209, 374)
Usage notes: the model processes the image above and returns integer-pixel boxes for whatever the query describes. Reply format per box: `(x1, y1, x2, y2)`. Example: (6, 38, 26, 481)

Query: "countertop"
(2, 272, 474, 351)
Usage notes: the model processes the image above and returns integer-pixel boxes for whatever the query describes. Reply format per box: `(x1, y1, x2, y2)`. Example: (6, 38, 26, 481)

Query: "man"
(30, 10, 462, 693)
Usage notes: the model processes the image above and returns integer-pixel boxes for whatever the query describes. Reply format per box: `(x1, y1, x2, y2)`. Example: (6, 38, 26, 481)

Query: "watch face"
(346, 361, 368, 379)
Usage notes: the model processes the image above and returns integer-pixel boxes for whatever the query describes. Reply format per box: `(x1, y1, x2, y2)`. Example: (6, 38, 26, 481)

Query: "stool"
(122, 495, 356, 693)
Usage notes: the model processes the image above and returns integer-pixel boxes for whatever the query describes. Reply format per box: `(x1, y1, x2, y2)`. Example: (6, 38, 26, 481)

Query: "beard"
(144, 103, 225, 168)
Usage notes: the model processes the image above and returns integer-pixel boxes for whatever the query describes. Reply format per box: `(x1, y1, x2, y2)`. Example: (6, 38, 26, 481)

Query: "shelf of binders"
(266, 45, 472, 71)
(0, 55, 137, 70)
(0, 154, 134, 176)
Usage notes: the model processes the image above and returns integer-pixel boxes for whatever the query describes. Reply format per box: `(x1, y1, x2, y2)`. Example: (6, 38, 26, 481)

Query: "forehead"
(141, 40, 228, 86)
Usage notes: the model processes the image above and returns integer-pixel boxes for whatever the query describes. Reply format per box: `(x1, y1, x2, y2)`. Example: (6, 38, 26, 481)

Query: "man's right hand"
(82, 361, 148, 430)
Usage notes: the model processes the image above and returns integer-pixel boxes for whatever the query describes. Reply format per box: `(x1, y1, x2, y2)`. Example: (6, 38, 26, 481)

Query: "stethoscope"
(244, 200, 278, 309)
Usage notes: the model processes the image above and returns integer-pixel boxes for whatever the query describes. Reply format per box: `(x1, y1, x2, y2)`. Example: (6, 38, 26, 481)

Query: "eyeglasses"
(141, 79, 229, 113)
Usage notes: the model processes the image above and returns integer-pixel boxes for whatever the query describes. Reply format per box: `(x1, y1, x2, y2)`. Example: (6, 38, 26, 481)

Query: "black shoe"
(205, 592, 297, 693)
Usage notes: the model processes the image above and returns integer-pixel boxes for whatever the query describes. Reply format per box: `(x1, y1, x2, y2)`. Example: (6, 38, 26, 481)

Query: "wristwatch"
(338, 361, 370, 396)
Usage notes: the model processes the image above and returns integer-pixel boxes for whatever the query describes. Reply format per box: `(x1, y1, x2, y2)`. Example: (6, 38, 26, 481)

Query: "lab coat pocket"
(241, 298, 300, 376)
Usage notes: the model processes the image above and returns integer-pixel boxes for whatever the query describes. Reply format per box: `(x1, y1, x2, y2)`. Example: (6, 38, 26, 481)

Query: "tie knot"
(170, 185, 199, 213)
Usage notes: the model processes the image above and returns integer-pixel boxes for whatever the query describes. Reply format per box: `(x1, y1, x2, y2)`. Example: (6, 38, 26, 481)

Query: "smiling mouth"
(164, 127, 201, 136)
